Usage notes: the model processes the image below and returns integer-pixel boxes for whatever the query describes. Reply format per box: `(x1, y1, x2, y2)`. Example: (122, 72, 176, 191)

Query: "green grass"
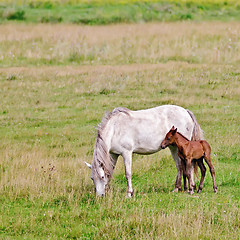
(1, 0, 240, 24)
(0, 21, 240, 239)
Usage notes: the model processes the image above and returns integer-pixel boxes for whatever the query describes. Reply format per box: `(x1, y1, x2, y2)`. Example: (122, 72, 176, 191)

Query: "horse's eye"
(101, 176, 104, 179)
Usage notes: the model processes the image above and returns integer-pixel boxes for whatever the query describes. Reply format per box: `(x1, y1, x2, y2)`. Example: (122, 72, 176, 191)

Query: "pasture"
(1, 0, 240, 24)
(0, 22, 239, 239)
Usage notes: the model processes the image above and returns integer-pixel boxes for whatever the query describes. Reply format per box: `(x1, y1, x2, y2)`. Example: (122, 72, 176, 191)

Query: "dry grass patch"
(0, 22, 240, 66)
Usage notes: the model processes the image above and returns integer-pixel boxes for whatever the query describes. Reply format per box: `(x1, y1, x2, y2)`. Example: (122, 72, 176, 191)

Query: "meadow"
(0, 20, 240, 238)
(1, 0, 240, 24)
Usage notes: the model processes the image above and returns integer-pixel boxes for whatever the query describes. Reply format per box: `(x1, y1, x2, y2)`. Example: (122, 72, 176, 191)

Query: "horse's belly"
(133, 147, 161, 155)
(133, 136, 163, 154)
(110, 133, 162, 155)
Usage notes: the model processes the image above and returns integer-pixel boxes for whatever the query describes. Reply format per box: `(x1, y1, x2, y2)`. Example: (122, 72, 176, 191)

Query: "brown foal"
(161, 126, 217, 194)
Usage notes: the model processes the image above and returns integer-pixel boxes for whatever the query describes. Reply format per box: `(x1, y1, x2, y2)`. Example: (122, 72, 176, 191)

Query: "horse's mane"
(97, 107, 130, 133)
(93, 107, 130, 178)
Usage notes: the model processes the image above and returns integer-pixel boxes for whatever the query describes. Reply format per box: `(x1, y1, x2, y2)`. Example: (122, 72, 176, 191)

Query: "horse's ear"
(173, 128, 177, 134)
(171, 126, 175, 130)
(85, 162, 92, 169)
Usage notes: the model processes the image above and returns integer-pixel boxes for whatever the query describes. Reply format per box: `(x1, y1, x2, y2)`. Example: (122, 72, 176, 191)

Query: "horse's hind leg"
(191, 161, 197, 191)
(181, 159, 188, 192)
(204, 154, 217, 193)
(186, 155, 197, 192)
(169, 146, 183, 192)
(197, 158, 206, 193)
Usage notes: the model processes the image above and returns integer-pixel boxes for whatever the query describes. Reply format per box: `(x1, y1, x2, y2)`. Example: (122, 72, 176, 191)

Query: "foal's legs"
(122, 151, 134, 197)
(204, 154, 218, 193)
(170, 146, 196, 192)
(197, 158, 206, 193)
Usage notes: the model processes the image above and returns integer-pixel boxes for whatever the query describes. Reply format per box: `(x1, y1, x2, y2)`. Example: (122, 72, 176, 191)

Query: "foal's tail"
(187, 109, 204, 177)
(187, 109, 204, 141)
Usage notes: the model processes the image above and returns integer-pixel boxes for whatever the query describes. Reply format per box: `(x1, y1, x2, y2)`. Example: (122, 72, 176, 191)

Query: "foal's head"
(160, 126, 177, 149)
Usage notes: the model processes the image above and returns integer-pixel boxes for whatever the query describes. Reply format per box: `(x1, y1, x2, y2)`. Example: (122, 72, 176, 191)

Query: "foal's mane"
(176, 131, 190, 141)
(93, 107, 130, 178)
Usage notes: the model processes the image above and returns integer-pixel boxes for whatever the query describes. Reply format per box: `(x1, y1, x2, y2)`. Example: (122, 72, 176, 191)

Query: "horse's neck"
(174, 133, 189, 150)
(101, 123, 113, 152)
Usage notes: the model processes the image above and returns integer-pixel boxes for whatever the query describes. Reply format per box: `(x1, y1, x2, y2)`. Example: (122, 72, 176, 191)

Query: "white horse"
(85, 105, 204, 197)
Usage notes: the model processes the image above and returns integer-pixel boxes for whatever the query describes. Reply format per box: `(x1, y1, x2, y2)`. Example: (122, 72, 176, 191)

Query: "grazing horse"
(160, 126, 217, 194)
(85, 105, 204, 197)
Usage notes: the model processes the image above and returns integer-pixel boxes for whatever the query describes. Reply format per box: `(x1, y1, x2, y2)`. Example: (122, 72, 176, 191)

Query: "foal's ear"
(171, 126, 177, 134)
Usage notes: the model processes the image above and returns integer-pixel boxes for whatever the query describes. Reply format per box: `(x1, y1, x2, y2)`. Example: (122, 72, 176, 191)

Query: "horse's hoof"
(172, 188, 179, 193)
(126, 191, 133, 198)
(197, 189, 202, 193)
(214, 189, 218, 193)
(189, 191, 194, 195)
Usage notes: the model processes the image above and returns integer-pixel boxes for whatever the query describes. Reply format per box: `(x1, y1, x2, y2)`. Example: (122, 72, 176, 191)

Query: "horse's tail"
(187, 109, 204, 177)
(194, 162, 199, 177)
(187, 109, 204, 141)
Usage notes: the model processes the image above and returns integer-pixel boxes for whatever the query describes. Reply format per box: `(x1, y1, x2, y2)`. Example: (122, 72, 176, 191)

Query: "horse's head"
(85, 161, 110, 197)
(160, 126, 177, 149)
(85, 129, 115, 197)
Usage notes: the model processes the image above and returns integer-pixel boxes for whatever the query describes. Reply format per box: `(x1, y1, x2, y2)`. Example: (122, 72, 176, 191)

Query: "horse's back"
(108, 105, 195, 155)
(129, 105, 194, 135)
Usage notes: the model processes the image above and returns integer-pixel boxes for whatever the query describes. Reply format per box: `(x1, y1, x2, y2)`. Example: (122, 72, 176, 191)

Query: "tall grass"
(0, 22, 239, 238)
(0, 22, 240, 67)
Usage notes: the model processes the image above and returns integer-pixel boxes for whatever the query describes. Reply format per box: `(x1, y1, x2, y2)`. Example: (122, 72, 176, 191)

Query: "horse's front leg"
(106, 153, 119, 191)
(169, 146, 182, 192)
(122, 151, 134, 198)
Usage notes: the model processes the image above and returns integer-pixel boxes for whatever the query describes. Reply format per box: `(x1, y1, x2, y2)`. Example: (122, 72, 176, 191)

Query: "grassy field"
(0, 21, 240, 239)
(1, 0, 240, 24)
